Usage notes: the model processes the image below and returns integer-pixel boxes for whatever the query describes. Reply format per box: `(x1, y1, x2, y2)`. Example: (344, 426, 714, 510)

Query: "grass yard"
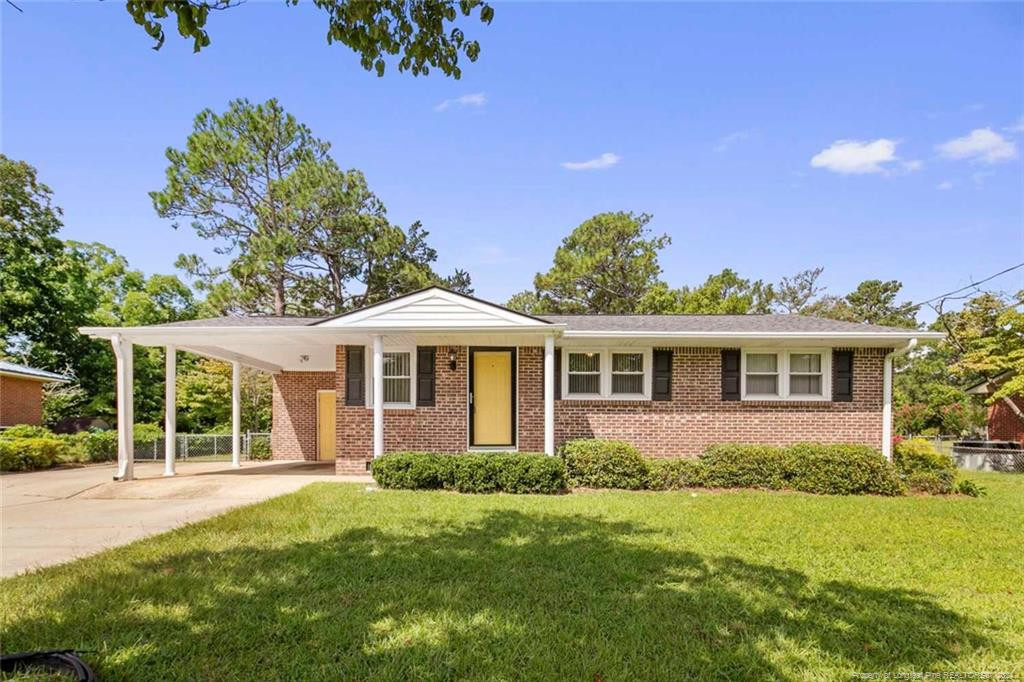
(1, 473, 1022, 681)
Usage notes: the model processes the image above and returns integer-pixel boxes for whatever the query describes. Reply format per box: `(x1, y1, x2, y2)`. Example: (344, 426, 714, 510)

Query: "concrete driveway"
(1, 460, 366, 577)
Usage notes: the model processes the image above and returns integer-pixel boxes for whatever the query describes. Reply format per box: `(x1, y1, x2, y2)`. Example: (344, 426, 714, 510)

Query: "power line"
(905, 261, 1024, 311)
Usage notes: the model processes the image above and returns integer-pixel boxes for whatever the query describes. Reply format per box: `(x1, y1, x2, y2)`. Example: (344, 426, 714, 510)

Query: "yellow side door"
(317, 390, 336, 461)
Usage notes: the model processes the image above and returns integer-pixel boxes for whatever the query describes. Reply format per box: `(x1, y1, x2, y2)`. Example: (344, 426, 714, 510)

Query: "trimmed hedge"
(371, 452, 565, 494)
(785, 443, 905, 496)
(700, 444, 789, 490)
(0, 424, 54, 440)
(0, 437, 68, 472)
(647, 458, 704, 491)
(905, 470, 955, 495)
(560, 439, 649, 490)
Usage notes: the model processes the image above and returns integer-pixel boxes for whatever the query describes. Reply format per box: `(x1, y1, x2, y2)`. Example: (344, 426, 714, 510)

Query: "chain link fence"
(900, 436, 1024, 473)
(132, 432, 271, 462)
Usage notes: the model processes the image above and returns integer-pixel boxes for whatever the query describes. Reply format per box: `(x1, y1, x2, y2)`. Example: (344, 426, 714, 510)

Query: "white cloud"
(434, 92, 487, 112)
(936, 180, 954, 191)
(901, 159, 924, 172)
(971, 170, 995, 186)
(713, 130, 751, 152)
(936, 128, 1018, 164)
(809, 138, 903, 175)
(561, 152, 621, 171)
(1004, 117, 1024, 133)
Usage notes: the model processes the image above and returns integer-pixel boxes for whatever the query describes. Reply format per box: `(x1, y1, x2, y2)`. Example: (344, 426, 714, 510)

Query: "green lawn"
(2, 474, 1022, 681)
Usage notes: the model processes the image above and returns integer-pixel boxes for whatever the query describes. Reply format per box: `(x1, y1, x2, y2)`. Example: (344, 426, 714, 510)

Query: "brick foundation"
(0, 376, 45, 427)
(266, 345, 891, 471)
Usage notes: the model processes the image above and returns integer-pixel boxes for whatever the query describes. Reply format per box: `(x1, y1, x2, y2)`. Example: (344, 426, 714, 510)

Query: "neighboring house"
(0, 361, 70, 428)
(966, 371, 1024, 445)
(80, 287, 941, 479)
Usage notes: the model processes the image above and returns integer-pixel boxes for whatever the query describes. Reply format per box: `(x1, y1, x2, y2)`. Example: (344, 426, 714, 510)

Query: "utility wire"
(903, 261, 1024, 312)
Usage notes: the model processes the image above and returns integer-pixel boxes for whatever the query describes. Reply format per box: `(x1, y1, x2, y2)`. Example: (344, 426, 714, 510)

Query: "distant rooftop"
(0, 361, 70, 383)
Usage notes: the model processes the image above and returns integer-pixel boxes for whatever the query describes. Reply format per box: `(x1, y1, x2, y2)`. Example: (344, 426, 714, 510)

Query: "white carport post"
(111, 333, 134, 481)
(372, 334, 384, 459)
(164, 345, 176, 477)
(544, 335, 555, 455)
(231, 360, 242, 468)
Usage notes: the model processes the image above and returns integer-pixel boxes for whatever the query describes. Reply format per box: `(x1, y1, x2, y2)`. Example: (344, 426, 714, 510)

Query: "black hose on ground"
(0, 649, 96, 681)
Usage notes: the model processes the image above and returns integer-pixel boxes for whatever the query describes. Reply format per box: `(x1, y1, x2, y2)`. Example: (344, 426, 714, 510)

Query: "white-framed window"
(562, 348, 651, 400)
(365, 346, 416, 408)
(740, 349, 830, 401)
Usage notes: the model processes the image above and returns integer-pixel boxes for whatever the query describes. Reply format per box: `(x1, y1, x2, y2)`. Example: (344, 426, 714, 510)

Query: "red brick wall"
(0, 376, 44, 427)
(988, 396, 1024, 445)
(271, 371, 335, 460)
(541, 347, 889, 458)
(269, 345, 891, 470)
(334, 346, 469, 474)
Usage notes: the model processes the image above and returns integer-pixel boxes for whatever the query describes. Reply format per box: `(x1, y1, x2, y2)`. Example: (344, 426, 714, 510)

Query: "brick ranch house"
(0, 361, 69, 428)
(81, 287, 942, 480)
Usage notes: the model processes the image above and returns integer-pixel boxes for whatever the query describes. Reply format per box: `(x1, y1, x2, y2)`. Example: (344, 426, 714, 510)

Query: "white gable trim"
(312, 287, 554, 329)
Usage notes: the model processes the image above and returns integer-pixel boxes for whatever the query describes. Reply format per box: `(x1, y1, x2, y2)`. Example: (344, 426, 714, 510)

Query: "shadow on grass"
(2, 509, 986, 680)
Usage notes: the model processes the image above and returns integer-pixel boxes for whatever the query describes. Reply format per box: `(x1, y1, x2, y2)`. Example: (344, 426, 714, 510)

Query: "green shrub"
(493, 453, 566, 494)
(372, 452, 566, 494)
(893, 438, 955, 475)
(134, 423, 165, 442)
(700, 444, 788, 490)
(0, 424, 53, 439)
(561, 439, 649, 490)
(954, 478, 985, 498)
(905, 469, 955, 495)
(81, 430, 118, 462)
(0, 437, 68, 471)
(249, 437, 272, 460)
(646, 458, 704, 491)
(372, 452, 452, 490)
(58, 432, 91, 463)
(785, 443, 905, 496)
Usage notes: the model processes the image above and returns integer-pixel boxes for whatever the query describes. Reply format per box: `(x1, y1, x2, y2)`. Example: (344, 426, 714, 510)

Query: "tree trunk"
(273, 274, 286, 316)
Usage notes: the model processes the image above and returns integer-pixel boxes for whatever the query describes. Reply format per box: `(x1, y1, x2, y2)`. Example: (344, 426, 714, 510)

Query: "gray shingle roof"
(0, 361, 70, 382)
(147, 313, 921, 335)
(152, 316, 327, 328)
(539, 314, 921, 334)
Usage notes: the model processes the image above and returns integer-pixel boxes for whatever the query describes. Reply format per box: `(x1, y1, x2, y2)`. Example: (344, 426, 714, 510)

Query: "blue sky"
(3, 2, 1023, 318)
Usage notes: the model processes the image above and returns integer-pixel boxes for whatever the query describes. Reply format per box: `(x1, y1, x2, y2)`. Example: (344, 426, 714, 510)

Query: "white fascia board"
(0, 370, 70, 384)
(561, 330, 945, 341)
(80, 324, 566, 339)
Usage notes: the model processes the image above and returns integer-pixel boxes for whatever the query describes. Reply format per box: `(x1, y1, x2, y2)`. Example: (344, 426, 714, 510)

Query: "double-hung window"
(741, 349, 829, 401)
(365, 348, 416, 408)
(567, 351, 602, 396)
(563, 349, 650, 399)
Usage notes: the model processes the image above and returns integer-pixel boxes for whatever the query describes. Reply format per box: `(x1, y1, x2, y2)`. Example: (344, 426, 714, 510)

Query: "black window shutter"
(345, 346, 365, 406)
(416, 347, 436, 407)
(554, 348, 562, 400)
(721, 349, 741, 401)
(652, 349, 673, 401)
(832, 350, 854, 402)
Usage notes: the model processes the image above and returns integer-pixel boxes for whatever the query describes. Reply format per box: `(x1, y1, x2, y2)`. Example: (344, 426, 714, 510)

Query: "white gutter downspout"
(882, 338, 918, 461)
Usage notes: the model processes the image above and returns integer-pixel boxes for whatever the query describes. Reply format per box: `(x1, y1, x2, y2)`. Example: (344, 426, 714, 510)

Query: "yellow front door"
(317, 390, 336, 461)
(472, 351, 513, 446)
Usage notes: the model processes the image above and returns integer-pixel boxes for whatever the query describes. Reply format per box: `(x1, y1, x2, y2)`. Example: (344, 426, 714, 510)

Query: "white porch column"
(544, 335, 555, 455)
(111, 334, 134, 481)
(231, 360, 241, 468)
(881, 353, 893, 461)
(372, 335, 384, 458)
(164, 345, 176, 477)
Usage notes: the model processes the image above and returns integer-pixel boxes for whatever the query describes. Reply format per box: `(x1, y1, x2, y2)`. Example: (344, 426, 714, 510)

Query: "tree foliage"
(155, 98, 469, 316)
(772, 267, 826, 314)
(510, 212, 669, 314)
(125, 0, 494, 78)
(638, 269, 773, 315)
(176, 358, 272, 432)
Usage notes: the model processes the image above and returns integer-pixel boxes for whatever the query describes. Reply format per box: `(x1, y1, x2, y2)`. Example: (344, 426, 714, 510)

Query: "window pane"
(746, 353, 777, 373)
(612, 353, 643, 373)
(790, 375, 822, 396)
(568, 374, 600, 394)
(384, 377, 410, 403)
(383, 352, 410, 377)
(746, 374, 778, 395)
(568, 352, 600, 373)
(790, 353, 821, 373)
(612, 374, 643, 394)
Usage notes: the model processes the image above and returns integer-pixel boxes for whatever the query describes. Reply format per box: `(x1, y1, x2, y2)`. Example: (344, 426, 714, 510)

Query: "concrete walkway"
(1, 460, 370, 577)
